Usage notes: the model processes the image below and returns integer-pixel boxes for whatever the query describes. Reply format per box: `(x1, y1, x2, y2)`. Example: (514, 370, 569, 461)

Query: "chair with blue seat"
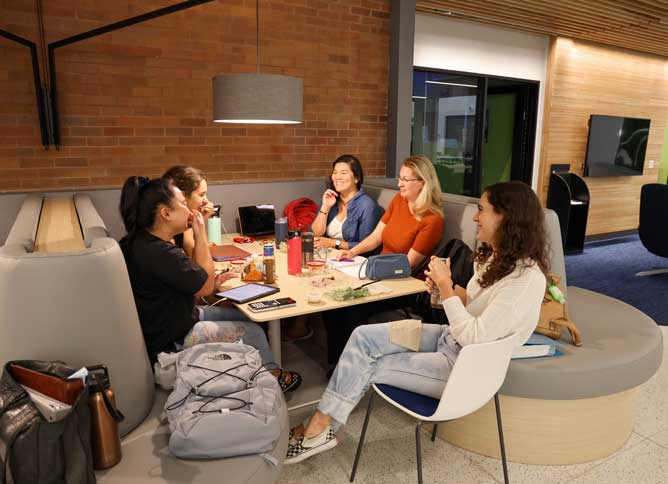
(349, 334, 517, 484)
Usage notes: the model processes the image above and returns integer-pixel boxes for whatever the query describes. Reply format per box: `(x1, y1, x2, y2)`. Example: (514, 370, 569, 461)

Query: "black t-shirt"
(120, 230, 208, 359)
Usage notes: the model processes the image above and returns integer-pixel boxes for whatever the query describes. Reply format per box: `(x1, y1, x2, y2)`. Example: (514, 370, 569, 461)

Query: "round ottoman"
(438, 287, 663, 464)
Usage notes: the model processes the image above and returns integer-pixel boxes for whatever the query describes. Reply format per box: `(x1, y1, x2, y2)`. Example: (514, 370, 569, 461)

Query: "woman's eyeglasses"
(396, 177, 421, 183)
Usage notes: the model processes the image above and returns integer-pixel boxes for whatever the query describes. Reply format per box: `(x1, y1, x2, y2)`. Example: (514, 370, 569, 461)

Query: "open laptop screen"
(238, 204, 275, 236)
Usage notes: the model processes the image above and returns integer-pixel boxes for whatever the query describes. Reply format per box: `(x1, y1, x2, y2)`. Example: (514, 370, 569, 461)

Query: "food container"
(306, 259, 326, 274)
(306, 291, 322, 304)
(230, 259, 246, 274)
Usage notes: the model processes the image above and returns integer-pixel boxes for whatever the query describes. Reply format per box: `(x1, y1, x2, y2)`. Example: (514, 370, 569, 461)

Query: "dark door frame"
(413, 66, 540, 196)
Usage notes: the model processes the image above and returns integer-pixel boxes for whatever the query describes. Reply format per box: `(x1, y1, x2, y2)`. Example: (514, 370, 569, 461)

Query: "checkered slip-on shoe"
(285, 426, 337, 465)
(288, 420, 309, 445)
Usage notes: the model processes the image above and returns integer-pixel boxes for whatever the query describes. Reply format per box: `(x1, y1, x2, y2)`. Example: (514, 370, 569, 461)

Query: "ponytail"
(119, 176, 175, 236)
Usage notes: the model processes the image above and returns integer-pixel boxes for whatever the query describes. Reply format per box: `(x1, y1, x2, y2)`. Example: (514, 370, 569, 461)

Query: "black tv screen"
(584, 115, 650, 177)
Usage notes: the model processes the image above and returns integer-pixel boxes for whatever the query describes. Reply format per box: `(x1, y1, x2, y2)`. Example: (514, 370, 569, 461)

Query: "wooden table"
(214, 234, 428, 366)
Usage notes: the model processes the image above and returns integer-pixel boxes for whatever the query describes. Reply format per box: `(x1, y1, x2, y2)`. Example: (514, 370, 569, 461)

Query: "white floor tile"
(633, 327, 668, 437)
(465, 432, 645, 484)
(278, 328, 668, 484)
(646, 427, 668, 451)
(566, 440, 668, 484)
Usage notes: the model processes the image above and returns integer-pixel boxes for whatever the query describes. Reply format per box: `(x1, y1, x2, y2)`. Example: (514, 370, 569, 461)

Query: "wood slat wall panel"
(539, 38, 664, 235)
(417, 0, 668, 58)
(418, 1, 667, 235)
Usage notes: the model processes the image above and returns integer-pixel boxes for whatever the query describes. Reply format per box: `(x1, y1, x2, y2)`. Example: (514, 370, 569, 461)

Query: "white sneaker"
(285, 426, 337, 464)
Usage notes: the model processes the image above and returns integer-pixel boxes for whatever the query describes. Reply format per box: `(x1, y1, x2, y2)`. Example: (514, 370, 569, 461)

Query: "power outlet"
(649, 159, 655, 169)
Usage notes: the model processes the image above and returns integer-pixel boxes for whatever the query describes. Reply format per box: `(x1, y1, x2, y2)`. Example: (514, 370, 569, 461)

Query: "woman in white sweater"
(285, 181, 549, 464)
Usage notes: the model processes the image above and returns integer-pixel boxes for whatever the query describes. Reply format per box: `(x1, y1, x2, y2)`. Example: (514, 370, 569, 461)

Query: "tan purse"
(535, 273, 583, 346)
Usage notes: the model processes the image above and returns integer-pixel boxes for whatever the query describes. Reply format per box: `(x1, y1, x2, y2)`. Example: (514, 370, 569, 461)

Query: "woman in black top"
(119, 176, 300, 392)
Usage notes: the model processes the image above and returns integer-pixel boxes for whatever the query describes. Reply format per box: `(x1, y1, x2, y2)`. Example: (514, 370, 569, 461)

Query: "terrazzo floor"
(277, 326, 668, 484)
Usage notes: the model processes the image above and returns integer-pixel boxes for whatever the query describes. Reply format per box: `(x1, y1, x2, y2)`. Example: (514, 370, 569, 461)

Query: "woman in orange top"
(325, 155, 444, 365)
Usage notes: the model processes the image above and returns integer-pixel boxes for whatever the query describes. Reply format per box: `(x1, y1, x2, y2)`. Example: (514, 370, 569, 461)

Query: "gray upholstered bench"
(0, 193, 289, 483)
(440, 287, 662, 465)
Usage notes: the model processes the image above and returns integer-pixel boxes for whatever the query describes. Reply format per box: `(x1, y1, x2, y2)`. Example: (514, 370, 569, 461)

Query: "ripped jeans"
(179, 305, 275, 365)
(318, 323, 456, 430)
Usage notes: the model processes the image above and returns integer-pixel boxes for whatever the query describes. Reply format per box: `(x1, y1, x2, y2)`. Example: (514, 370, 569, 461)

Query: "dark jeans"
(322, 295, 417, 365)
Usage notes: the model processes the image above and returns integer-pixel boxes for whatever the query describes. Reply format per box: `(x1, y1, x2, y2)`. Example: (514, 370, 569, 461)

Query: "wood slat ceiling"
(416, 0, 668, 58)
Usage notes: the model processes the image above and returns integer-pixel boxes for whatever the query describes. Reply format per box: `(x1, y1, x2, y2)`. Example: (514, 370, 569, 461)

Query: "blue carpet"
(565, 235, 668, 325)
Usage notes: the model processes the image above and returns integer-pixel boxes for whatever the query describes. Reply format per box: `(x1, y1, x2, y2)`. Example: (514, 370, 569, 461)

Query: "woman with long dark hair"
(285, 181, 549, 463)
(311, 154, 382, 252)
(119, 176, 301, 392)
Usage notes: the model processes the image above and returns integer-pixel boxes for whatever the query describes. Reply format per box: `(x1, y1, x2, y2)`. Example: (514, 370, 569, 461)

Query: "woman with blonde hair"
(323, 155, 445, 365)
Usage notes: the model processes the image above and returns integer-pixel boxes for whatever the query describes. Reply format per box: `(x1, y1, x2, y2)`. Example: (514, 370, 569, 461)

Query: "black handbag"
(413, 239, 474, 323)
(0, 361, 96, 484)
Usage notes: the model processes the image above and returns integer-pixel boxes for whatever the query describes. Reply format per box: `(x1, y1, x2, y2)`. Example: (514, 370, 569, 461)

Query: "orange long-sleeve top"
(380, 194, 444, 257)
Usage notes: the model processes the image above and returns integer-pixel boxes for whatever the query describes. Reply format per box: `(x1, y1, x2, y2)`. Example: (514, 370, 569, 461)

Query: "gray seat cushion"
(74, 194, 109, 247)
(96, 389, 289, 484)
(501, 287, 663, 400)
(4, 193, 43, 251)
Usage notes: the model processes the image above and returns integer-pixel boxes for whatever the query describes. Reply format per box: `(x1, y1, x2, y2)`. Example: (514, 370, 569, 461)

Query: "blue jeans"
(318, 323, 454, 430)
(180, 305, 275, 365)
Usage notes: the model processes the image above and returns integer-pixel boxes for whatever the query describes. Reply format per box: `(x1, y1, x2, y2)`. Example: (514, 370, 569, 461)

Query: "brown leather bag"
(536, 273, 583, 346)
(9, 362, 84, 404)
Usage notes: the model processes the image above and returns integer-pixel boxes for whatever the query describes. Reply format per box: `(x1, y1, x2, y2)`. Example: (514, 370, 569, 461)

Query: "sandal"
(276, 369, 302, 393)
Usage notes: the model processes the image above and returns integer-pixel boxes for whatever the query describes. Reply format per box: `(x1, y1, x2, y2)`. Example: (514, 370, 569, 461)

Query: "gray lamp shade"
(212, 73, 303, 124)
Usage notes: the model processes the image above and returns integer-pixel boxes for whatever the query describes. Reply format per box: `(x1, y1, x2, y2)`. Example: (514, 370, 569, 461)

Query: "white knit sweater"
(441, 258, 546, 350)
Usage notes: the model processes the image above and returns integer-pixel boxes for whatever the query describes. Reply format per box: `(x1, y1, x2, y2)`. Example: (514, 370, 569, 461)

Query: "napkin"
(389, 319, 422, 352)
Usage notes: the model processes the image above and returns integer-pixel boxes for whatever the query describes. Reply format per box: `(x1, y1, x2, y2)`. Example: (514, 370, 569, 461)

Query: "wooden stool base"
(437, 387, 638, 465)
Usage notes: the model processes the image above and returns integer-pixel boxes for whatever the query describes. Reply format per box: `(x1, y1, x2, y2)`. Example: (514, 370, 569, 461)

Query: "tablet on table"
(215, 283, 280, 304)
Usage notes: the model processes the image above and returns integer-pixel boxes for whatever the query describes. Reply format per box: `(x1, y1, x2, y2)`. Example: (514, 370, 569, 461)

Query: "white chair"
(350, 334, 517, 484)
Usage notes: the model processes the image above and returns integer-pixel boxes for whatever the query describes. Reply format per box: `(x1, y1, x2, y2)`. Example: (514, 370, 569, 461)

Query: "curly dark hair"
(474, 181, 550, 288)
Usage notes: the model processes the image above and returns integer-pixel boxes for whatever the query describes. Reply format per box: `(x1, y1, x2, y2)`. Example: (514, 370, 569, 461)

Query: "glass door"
(411, 68, 539, 197)
(412, 71, 483, 196)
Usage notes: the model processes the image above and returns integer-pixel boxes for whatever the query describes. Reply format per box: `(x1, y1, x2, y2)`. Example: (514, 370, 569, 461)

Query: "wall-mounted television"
(584, 115, 650, 177)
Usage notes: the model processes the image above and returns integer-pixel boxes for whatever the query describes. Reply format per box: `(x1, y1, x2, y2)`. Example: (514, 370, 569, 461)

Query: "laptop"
(238, 204, 276, 237)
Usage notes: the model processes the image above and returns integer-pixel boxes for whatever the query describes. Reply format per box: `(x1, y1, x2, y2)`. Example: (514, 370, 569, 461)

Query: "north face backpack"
(164, 343, 283, 464)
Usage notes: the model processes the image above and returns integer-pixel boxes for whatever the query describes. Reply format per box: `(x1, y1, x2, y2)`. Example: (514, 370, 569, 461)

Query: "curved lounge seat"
(0, 236, 155, 436)
(0, 193, 288, 483)
(437, 214, 663, 465)
(503, 287, 662, 400)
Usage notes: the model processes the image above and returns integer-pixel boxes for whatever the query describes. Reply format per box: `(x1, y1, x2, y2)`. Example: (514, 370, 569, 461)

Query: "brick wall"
(0, 0, 390, 192)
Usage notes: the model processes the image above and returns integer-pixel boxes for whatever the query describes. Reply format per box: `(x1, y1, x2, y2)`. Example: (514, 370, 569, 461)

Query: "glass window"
(411, 69, 538, 197)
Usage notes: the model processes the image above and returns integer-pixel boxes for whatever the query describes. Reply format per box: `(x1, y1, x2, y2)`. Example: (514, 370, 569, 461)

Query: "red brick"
(104, 127, 134, 136)
(0, 0, 390, 192)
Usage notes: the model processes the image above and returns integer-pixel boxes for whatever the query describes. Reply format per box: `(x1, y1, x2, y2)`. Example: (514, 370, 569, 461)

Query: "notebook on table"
(210, 245, 252, 262)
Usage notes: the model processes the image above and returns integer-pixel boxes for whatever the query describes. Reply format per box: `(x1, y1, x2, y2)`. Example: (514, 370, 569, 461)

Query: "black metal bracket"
(6, 0, 216, 150)
(0, 29, 50, 149)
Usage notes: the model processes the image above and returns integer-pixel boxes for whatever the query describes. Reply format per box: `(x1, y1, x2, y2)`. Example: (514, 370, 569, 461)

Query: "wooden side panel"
(34, 198, 85, 252)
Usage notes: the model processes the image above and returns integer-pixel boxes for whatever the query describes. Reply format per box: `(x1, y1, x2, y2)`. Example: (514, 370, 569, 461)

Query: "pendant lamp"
(212, 0, 302, 124)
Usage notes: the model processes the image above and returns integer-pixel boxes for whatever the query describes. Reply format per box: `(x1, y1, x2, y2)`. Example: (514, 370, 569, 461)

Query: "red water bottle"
(287, 230, 302, 275)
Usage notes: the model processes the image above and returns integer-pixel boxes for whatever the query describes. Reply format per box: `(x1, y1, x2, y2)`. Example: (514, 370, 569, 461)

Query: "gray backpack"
(163, 343, 283, 463)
